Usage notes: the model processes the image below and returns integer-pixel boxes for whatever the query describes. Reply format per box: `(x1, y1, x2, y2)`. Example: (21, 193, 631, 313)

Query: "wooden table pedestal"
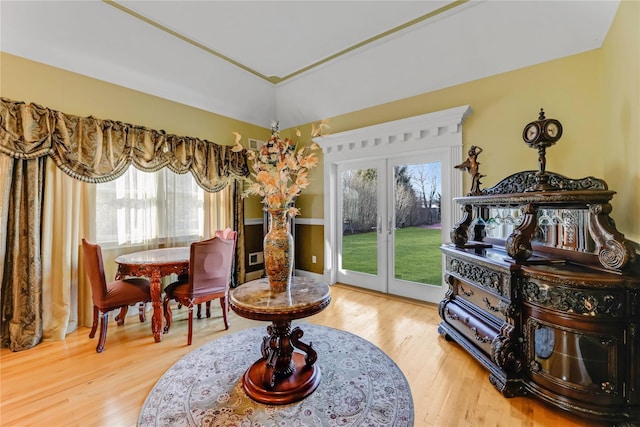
(242, 321, 320, 404)
(229, 277, 331, 405)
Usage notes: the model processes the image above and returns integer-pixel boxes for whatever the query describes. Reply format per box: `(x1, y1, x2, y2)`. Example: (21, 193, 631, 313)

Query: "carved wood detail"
(505, 204, 538, 261)
(480, 170, 608, 195)
(447, 257, 504, 296)
(491, 324, 523, 375)
(522, 280, 623, 317)
(589, 203, 637, 271)
(450, 204, 473, 247)
(488, 373, 526, 398)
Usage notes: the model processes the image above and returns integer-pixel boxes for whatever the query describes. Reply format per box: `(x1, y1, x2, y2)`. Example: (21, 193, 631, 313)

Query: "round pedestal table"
(229, 277, 331, 405)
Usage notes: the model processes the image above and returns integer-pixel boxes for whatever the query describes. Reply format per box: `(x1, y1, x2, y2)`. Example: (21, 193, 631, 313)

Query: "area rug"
(138, 324, 414, 426)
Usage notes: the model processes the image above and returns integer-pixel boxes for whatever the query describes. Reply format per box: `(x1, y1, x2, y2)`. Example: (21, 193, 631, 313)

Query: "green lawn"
(342, 227, 442, 285)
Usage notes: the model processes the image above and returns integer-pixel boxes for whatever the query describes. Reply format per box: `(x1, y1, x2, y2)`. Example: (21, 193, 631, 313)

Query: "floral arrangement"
(232, 120, 328, 217)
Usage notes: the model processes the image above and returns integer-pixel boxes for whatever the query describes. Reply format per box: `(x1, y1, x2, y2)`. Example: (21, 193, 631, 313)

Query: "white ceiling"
(0, 1, 620, 129)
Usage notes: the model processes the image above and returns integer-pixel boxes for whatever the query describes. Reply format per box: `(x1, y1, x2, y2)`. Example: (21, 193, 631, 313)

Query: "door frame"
(315, 105, 472, 290)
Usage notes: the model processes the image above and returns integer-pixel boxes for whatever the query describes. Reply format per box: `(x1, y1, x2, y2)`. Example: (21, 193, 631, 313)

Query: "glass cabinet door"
(527, 319, 619, 395)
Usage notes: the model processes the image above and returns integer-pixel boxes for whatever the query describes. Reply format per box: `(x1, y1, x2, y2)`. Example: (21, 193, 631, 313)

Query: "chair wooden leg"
(114, 306, 128, 326)
(220, 296, 229, 330)
(197, 303, 202, 319)
(96, 311, 109, 353)
(163, 297, 172, 334)
(138, 302, 146, 322)
(89, 305, 99, 338)
(206, 301, 211, 318)
(187, 307, 194, 346)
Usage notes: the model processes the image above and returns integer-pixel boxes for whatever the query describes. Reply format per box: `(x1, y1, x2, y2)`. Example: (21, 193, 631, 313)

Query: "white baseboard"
(293, 218, 324, 226)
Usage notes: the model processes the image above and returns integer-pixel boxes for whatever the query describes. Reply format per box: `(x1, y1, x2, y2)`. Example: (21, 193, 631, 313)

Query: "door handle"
(388, 217, 393, 235)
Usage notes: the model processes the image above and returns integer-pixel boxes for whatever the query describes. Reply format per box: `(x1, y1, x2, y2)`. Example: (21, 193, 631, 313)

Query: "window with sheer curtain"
(95, 167, 204, 247)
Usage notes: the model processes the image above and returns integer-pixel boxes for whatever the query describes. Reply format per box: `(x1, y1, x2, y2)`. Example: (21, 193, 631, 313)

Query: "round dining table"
(115, 247, 190, 342)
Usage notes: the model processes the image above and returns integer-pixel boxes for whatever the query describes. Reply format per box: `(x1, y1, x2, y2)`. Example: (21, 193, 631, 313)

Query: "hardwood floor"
(1, 284, 606, 426)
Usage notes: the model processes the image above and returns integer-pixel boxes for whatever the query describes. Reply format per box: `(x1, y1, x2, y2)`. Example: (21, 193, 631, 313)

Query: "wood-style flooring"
(1, 284, 606, 426)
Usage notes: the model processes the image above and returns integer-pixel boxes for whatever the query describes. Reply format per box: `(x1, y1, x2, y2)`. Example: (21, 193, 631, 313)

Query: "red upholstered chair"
(81, 239, 151, 353)
(163, 231, 237, 345)
(197, 228, 238, 319)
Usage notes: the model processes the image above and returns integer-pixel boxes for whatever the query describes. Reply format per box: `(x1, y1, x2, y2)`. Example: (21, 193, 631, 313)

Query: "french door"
(317, 105, 470, 304)
(337, 152, 448, 303)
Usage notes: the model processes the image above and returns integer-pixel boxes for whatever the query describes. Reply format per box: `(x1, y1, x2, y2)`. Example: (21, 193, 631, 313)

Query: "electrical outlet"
(249, 251, 264, 266)
(312, 255, 317, 264)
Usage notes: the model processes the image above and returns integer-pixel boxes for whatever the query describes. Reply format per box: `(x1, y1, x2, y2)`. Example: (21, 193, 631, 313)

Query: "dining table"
(115, 247, 190, 342)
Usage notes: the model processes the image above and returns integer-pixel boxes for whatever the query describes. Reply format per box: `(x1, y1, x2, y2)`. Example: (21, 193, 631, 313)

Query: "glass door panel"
(337, 160, 386, 293)
(392, 162, 442, 284)
(341, 168, 378, 274)
(388, 159, 445, 302)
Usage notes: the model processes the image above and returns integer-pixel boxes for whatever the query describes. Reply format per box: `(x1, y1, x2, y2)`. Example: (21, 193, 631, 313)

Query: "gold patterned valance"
(0, 97, 248, 192)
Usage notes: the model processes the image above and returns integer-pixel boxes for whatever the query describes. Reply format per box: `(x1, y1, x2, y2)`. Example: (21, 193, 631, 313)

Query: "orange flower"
(256, 170, 276, 186)
(288, 206, 300, 217)
(285, 154, 298, 171)
(299, 154, 318, 169)
(233, 121, 328, 216)
(295, 170, 309, 187)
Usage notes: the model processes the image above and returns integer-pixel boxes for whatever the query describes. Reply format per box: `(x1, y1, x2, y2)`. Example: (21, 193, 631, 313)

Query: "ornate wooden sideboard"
(438, 169, 639, 423)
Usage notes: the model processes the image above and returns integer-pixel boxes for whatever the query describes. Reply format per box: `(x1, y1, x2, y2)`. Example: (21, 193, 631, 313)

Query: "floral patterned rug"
(138, 324, 414, 426)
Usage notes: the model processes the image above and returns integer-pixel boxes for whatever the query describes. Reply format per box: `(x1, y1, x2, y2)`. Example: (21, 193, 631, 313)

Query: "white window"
(95, 167, 204, 246)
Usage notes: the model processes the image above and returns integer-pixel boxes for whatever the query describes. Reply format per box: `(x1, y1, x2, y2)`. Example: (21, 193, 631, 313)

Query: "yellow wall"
(295, 224, 324, 274)
(601, 0, 640, 242)
(324, 49, 604, 189)
(0, 52, 269, 145)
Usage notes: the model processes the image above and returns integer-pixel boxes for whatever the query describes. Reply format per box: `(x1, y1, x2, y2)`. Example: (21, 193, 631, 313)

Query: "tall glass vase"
(264, 208, 294, 292)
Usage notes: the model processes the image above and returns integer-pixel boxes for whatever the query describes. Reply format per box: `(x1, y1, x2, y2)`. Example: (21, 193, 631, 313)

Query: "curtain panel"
(0, 97, 249, 351)
(0, 97, 249, 188)
(1, 157, 46, 351)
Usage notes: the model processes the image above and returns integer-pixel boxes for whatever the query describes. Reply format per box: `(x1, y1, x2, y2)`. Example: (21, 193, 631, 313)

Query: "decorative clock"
(522, 108, 563, 191)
